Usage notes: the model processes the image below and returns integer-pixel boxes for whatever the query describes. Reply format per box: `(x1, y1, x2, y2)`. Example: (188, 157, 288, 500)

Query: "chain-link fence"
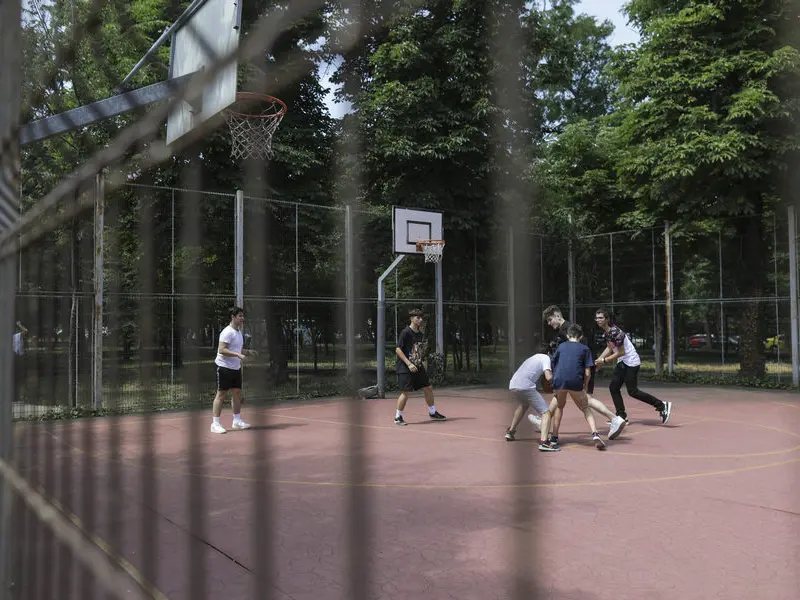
(12, 189, 800, 423)
(3, 2, 800, 599)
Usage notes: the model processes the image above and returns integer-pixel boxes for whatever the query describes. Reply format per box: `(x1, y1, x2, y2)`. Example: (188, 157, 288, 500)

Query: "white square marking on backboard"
(165, 0, 240, 146)
(393, 207, 443, 254)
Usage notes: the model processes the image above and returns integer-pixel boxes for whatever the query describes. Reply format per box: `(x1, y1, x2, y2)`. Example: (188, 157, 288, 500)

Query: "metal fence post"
(567, 233, 575, 323)
(295, 203, 300, 395)
(345, 205, 355, 381)
(609, 233, 615, 311)
(474, 234, 480, 372)
(235, 190, 244, 308)
(719, 229, 725, 365)
(93, 173, 104, 409)
(507, 225, 516, 373)
(665, 222, 675, 375)
(772, 213, 782, 372)
(788, 205, 799, 386)
(0, 1, 22, 594)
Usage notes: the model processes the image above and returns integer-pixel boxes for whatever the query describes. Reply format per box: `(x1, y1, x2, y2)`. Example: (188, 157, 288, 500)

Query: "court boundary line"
(40, 410, 800, 490)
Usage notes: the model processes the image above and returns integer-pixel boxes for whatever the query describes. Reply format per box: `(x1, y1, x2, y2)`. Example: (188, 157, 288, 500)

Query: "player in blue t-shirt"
(538, 323, 609, 451)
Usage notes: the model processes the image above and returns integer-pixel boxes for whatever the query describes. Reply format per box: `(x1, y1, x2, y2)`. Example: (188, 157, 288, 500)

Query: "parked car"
(765, 334, 787, 353)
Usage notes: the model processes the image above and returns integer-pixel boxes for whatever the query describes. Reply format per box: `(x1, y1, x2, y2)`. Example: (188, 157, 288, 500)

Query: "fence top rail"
(123, 182, 235, 198)
(577, 227, 661, 240)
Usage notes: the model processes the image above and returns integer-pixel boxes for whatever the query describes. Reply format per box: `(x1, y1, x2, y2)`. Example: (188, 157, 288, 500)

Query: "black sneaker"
(549, 435, 560, 449)
(429, 411, 446, 421)
(394, 415, 407, 426)
(505, 428, 516, 441)
(659, 401, 672, 424)
(538, 440, 560, 452)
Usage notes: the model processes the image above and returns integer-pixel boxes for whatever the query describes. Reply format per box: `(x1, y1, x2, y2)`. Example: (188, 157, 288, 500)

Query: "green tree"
(611, 0, 800, 376)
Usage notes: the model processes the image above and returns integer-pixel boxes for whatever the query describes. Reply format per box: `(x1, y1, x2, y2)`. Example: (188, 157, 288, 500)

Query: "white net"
(419, 241, 445, 263)
(225, 94, 286, 161)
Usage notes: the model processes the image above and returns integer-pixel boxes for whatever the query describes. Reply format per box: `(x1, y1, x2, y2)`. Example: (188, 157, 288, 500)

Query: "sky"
(322, 0, 641, 118)
(575, 0, 640, 46)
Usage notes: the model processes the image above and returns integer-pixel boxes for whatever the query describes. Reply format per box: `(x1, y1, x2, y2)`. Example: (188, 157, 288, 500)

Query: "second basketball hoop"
(224, 92, 287, 160)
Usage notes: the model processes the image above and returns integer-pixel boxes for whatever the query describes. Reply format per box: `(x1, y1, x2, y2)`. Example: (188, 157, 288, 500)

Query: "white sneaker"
(210, 422, 227, 434)
(527, 414, 542, 432)
(231, 420, 251, 430)
(608, 415, 627, 440)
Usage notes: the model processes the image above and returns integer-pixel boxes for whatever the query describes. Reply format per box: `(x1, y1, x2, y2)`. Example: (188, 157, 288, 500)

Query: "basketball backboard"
(165, 0, 241, 146)
(393, 207, 443, 255)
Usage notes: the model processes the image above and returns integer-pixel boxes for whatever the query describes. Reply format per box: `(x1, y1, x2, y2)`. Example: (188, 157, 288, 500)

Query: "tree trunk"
(266, 313, 289, 384)
(737, 216, 767, 377)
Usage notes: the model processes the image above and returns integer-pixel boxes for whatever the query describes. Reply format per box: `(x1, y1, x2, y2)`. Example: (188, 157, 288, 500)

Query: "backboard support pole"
(20, 75, 192, 146)
(435, 260, 444, 354)
(377, 255, 406, 398)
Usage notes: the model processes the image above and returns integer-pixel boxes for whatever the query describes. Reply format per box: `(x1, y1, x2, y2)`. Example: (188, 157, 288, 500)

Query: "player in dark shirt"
(540, 305, 625, 449)
(539, 323, 611, 450)
(393, 308, 446, 426)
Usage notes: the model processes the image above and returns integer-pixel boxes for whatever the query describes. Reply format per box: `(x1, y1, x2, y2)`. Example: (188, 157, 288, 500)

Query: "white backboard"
(393, 207, 443, 254)
(165, 0, 241, 146)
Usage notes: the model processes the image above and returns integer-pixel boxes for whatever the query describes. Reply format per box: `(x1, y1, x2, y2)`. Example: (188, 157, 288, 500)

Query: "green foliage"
(612, 0, 800, 219)
(645, 370, 798, 391)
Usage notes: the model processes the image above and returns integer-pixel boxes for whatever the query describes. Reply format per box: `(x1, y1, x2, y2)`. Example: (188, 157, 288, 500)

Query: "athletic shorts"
(587, 365, 596, 394)
(216, 365, 242, 391)
(510, 388, 549, 415)
(552, 377, 585, 392)
(397, 365, 430, 391)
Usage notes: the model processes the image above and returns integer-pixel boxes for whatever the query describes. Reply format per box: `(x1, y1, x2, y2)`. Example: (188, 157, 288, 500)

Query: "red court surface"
(11, 383, 800, 600)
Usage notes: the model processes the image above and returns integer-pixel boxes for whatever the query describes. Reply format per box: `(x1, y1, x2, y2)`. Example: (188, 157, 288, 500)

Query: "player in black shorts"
(393, 308, 446, 425)
(541, 305, 624, 449)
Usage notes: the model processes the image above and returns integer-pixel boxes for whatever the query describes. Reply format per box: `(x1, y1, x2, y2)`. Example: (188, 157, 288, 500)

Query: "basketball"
(540, 375, 553, 394)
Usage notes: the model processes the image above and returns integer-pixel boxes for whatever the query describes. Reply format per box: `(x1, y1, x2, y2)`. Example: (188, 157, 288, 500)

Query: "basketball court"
(11, 384, 800, 600)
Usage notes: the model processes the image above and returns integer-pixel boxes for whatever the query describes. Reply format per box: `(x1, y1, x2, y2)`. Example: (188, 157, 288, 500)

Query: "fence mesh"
(9, 191, 800, 415)
(2, 1, 800, 600)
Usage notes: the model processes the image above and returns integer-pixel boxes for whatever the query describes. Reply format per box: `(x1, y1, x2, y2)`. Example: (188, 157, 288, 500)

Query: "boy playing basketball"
(594, 307, 672, 424)
(539, 305, 625, 449)
(504, 343, 552, 441)
(538, 324, 609, 451)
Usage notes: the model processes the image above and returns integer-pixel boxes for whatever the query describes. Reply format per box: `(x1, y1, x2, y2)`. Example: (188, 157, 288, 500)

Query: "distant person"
(13, 321, 27, 403)
(210, 307, 252, 434)
(393, 308, 446, 425)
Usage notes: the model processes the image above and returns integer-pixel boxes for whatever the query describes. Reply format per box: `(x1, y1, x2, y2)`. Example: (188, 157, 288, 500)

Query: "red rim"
(224, 92, 287, 119)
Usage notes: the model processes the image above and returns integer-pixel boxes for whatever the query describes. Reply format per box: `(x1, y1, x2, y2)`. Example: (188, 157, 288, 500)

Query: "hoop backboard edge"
(165, 0, 241, 147)
(392, 207, 444, 255)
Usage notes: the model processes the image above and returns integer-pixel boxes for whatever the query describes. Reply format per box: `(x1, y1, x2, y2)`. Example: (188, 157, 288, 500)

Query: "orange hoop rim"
(415, 239, 446, 251)
(224, 92, 287, 119)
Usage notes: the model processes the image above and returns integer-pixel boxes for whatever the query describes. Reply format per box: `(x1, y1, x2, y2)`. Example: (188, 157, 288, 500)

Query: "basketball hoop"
(223, 92, 287, 161)
(416, 240, 445, 263)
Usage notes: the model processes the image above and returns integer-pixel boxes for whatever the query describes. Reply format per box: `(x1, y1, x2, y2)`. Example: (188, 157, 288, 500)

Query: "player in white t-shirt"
(504, 344, 553, 441)
(210, 306, 252, 434)
(594, 307, 672, 424)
